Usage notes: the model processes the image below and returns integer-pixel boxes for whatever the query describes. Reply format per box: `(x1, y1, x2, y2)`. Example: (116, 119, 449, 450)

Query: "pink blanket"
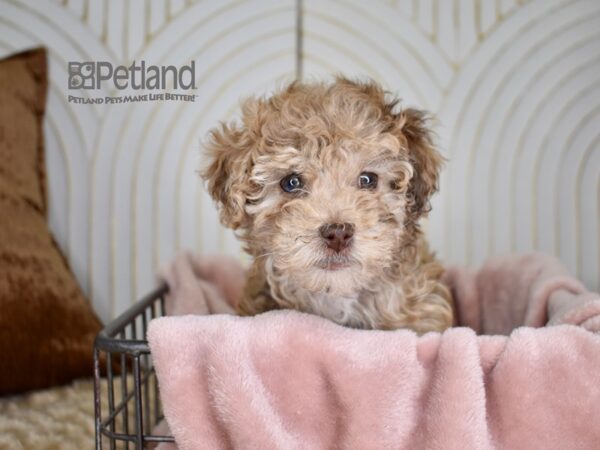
(148, 253, 600, 449)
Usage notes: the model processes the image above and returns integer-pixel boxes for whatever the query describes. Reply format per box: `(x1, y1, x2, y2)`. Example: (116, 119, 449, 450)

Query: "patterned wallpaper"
(0, 0, 598, 321)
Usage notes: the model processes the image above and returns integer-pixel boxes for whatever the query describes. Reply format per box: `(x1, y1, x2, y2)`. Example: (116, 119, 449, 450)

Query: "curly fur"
(201, 77, 453, 334)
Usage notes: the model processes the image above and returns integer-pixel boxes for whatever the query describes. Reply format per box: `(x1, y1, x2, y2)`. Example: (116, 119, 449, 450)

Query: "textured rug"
(0, 376, 153, 450)
(0, 378, 97, 450)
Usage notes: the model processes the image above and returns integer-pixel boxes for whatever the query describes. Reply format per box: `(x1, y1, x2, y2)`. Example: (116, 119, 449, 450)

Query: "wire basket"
(93, 285, 175, 449)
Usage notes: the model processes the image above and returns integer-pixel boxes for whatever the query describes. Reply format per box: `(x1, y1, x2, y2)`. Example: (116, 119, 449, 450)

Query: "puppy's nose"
(319, 223, 354, 252)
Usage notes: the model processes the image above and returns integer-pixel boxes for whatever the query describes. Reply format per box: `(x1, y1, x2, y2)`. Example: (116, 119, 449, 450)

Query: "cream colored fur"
(202, 77, 453, 334)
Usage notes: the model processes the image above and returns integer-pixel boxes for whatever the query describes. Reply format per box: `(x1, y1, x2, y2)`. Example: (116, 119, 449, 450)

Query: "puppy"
(201, 77, 453, 334)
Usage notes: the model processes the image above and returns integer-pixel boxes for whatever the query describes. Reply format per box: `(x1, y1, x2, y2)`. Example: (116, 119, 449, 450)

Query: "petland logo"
(67, 60, 198, 104)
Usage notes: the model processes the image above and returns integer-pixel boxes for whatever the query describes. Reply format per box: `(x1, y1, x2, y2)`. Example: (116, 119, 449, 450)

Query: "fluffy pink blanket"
(148, 253, 600, 449)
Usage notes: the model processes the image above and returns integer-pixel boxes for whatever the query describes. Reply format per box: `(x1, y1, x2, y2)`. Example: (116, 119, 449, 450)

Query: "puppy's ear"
(201, 102, 259, 229)
(397, 108, 444, 219)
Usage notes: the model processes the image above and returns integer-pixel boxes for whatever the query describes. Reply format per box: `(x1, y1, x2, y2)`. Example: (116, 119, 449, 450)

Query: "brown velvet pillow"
(0, 48, 103, 395)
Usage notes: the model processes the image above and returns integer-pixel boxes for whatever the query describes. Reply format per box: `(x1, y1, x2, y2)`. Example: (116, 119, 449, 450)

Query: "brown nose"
(319, 223, 355, 252)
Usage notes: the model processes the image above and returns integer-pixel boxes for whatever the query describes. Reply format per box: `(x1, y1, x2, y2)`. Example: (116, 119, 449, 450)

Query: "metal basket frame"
(93, 285, 175, 449)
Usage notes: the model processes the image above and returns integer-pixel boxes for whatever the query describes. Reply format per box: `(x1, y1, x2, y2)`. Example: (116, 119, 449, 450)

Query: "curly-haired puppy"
(202, 77, 453, 334)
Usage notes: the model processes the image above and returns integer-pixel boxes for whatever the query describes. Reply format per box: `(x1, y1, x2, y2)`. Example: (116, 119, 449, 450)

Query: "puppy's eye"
(358, 172, 378, 190)
(280, 173, 304, 193)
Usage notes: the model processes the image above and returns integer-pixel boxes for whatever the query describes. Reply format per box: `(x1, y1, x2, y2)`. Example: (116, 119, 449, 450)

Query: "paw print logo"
(68, 62, 95, 89)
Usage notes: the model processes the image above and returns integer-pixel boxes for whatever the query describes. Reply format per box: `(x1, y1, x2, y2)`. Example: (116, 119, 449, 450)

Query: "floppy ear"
(397, 108, 444, 220)
(201, 117, 256, 230)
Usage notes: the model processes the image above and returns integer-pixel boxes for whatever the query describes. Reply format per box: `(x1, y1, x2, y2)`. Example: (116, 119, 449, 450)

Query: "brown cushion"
(0, 48, 102, 395)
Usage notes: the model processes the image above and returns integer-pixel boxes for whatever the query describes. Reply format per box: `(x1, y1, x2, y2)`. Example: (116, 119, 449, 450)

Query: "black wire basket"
(93, 285, 175, 449)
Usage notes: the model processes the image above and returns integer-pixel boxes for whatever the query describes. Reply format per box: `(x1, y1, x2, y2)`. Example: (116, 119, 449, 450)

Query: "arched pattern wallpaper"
(0, 0, 598, 322)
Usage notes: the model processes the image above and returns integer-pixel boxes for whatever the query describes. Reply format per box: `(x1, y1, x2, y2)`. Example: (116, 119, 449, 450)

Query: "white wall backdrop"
(0, 0, 598, 322)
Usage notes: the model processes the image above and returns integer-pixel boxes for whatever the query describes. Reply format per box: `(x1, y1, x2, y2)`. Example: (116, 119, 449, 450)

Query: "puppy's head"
(202, 78, 443, 296)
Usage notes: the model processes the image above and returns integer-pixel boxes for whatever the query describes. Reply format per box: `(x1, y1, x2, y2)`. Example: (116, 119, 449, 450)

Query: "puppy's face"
(202, 78, 443, 296)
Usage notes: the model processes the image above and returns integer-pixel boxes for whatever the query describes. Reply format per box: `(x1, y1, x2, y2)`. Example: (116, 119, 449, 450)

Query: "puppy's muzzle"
(319, 223, 354, 253)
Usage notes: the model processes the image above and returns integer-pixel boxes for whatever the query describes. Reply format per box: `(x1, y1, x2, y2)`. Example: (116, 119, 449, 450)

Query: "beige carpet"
(0, 376, 159, 450)
(0, 378, 97, 450)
